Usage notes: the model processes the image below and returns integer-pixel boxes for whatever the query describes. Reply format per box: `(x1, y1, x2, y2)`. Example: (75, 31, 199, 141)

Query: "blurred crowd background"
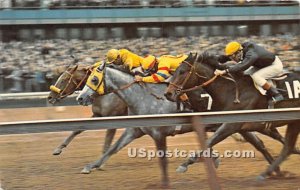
(0, 34, 299, 93)
(0, 0, 299, 93)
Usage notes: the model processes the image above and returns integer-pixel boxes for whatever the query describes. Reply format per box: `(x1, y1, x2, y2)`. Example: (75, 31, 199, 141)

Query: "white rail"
(0, 108, 299, 135)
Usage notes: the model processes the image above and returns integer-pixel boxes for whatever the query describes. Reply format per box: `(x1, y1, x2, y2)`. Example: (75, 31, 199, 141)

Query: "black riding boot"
(267, 87, 284, 103)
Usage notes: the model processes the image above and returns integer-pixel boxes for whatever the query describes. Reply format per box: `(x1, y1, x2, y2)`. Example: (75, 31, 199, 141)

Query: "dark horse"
(48, 64, 127, 155)
(164, 52, 300, 179)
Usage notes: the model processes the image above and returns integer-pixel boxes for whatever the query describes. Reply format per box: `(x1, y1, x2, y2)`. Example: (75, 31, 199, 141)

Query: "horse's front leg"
(53, 130, 84, 155)
(257, 127, 300, 155)
(102, 129, 117, 154)
(153, 136, 169, 188)
(81, 128, 144, 174)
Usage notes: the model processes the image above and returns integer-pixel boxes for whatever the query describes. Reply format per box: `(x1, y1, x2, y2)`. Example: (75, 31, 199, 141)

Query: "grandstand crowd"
(0, 34, 299, 93)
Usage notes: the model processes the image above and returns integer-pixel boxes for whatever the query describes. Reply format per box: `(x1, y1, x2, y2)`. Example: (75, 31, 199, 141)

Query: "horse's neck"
(197, 64, 259, 110)
(105, 68, 176, 114)
(74, 70, 90, 89)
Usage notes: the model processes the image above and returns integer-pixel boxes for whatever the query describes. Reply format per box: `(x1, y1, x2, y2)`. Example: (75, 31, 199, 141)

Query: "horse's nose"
(77, 97, 83, 104)
(47, 95, 55, 104)
(47, 96, 52, 101)
(164, 92, 172, 99)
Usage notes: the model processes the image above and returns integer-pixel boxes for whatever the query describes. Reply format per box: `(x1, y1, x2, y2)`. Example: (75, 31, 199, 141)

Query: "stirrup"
(272, 94, 284, 104)
(268, 94, 284, 108)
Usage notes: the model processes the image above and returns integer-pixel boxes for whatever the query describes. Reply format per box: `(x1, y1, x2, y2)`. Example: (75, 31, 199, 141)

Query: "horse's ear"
(192, 52, 198, 64)
(85, 65, 93, 71)
(187, 52, 197, 65)
(69, 65, 78, 73)
(98, 62, 106, 71)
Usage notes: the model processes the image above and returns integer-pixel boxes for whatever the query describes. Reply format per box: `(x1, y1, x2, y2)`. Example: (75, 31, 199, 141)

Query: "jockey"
(214, 41, 284, 103)
(134, 54, 193, 112)
(134, 54, 188, 83)
(106, 48, 144, 71)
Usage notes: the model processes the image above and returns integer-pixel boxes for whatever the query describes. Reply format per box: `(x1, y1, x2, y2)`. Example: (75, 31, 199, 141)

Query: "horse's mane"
(196, 51, 225, 69)
(106, 64, 133, 75)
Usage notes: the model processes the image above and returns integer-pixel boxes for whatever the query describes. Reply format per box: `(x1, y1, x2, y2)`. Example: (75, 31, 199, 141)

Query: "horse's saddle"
(243, 66, 291, 95)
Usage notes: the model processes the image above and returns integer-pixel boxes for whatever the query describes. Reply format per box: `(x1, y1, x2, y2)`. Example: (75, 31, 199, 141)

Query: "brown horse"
(48, 64, 128, 155)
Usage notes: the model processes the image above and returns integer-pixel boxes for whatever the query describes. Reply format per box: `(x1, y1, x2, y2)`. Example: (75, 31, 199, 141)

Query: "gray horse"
(76, 62, 287, 187)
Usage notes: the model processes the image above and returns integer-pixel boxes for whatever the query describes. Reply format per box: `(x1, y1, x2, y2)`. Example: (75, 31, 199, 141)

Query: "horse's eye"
(179, 70, 186, 75)
(91, 76, 99, 85)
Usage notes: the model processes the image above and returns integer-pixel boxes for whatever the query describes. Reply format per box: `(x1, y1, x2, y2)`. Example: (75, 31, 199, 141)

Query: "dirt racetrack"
(0, 107, 299, 190)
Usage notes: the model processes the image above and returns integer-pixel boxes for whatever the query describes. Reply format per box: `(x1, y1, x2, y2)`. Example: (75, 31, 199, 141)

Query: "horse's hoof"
(52, 148, 62, 155)
(81, 167, 92, 174)
(256, 175, 266, 181)
(176, 166, 188, 173)
(96, 167, 104, 171)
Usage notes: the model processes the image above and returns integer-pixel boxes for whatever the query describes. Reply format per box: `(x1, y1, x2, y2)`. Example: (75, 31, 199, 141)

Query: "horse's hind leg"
(102, 129, 117, 154)
(258, 124, 299, 180)
(258, 127, 300, 155)
(81, 128, 145, 174)
(153, 136, 170, 188)
(53, 130, 84, 155)
(239, 132, 280, 174)
(177, 123, 240, 173)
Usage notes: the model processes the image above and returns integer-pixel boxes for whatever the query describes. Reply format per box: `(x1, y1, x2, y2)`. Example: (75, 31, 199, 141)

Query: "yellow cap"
(142, 55, 156, 70)
(106, 49, 119, 63)
(225, 41, 241, 56)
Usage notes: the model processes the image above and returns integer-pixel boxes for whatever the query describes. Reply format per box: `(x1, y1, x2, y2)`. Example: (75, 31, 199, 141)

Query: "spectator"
(5, 65, 23, 93)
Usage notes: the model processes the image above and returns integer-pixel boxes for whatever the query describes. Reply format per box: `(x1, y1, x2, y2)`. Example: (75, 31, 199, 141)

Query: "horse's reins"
(169, 59, 218, 95)
(220, 73, 240, 104)
(169, 57, 240, 104)
(107, 81, 137, 94)
(51, 68, 91, 99)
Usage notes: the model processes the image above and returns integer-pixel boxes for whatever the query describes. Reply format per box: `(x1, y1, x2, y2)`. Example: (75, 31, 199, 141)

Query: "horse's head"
(164, 52, 215, 102)
(48, 65, 91, 104)
(77, 62, 106, 106)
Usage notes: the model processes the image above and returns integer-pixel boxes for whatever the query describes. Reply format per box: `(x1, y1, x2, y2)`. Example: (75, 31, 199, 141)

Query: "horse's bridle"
(169, 59, 218, 95)
(50, 69, 91, 99)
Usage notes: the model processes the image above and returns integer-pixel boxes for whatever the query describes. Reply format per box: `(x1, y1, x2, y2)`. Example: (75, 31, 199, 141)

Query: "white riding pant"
(250, 56, 283, 87)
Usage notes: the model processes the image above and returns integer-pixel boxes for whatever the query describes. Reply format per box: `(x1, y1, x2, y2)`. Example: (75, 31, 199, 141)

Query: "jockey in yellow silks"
(106, 49, 144, 71)
(135, 54, 192, 112)
(135, 54, 188, 83)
